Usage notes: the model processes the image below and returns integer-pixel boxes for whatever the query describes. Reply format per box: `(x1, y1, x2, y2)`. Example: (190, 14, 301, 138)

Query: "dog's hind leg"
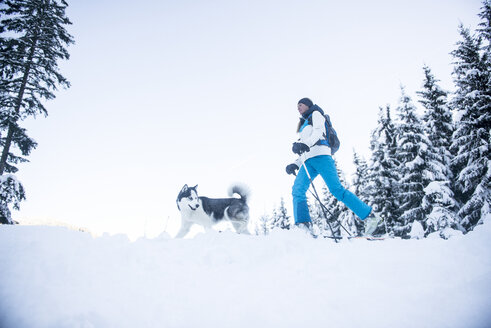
(231, 221, 250, 235)
(175, 220, 193, 238)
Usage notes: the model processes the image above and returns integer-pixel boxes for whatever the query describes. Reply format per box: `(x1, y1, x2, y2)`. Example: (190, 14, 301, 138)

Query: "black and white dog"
(175, 184, 250, 238)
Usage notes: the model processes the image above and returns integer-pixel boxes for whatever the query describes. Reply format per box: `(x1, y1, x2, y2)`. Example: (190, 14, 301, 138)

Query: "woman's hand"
(285, 163, 299, 175)
(292, 142, 310, 155)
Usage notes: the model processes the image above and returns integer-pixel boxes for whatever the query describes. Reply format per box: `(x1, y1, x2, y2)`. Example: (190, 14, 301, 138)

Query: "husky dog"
(175, 184, 250, 238)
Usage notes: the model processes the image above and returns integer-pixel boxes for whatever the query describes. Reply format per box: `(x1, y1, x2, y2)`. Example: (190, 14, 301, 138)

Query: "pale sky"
(15, 0, 482, 239)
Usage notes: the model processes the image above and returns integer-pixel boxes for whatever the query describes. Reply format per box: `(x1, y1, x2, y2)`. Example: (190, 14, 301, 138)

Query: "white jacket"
(294, 110, 331, 167)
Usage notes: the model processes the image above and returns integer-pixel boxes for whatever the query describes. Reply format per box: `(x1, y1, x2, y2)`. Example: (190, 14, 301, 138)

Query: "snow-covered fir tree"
(0, 0, 73, 174)
(450, 21, 491, 231)
(0, 0, 73, 222)
(351, 150, 370, 233)
(366, 105, 399, 236)
(311, 162, 351, 238)
(255, 214, 272, 235)
(352, 150, 370, 202)
(393, 87, 433, 237)
(311, 185, 340, 238)
(418, 66, 454, 155)
(416, 66, 460, 235)
(307, 190, 322, 233)
(0, 174, 25, 224)
(478, 0, 491, 54)
(334, 168, 359, 237)
(270, 197, 292, 230)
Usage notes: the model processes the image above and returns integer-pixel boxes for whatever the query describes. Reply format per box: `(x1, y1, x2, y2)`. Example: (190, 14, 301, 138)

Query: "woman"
(285, 97, 381, 235)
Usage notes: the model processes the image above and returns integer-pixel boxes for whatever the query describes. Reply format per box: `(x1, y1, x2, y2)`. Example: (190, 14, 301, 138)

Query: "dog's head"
(176, 184, 200, 211)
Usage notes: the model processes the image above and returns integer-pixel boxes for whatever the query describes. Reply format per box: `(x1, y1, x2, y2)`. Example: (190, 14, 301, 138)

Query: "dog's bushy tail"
(228, 183, 250, 203)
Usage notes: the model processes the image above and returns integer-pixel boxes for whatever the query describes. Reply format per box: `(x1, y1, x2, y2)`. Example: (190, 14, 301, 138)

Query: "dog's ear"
(180, 184, 189, 193)
(193, 184, 198, 191)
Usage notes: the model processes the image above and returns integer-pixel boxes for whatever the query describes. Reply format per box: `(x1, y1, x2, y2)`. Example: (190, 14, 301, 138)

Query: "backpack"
(305, 106, 340, 154)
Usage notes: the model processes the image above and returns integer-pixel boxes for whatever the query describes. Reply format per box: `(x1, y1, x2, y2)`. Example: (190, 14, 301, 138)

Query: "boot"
(295, 221, 316, 237)
(364, 211, 382, 236)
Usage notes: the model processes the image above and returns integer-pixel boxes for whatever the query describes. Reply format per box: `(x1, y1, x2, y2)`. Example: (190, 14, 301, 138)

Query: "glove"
(292, 142, 310, 155)
(285, 163, 299, 175)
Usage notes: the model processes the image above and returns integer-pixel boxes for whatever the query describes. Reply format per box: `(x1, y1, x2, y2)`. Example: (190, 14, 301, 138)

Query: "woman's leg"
(292, 162, 318, 224)
(312, 155, 371, 220)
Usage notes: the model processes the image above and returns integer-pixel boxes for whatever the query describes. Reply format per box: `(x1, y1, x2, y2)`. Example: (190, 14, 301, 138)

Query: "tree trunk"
(0, 35, 38, 176)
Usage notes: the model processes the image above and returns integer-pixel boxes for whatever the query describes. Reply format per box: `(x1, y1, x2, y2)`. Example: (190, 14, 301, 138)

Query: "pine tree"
(366, 105, 399, 235)
(478, 0, 491, 54)
(309, 187, 324, 232)
(450, 22, 491, 231)
(307, 194, 323, 232)
(313, 162, 350, 238)
(351, 150, 369, 233)
(416, 66, 460, 235)
(394, 87, 432, 237)
(418, 66, 454, 152)
(255, 214, 272, 235)
(352, 151, 370, 201)
(312, 185, 342, 238)
(0, 0, 73, 223)
(270, 197, 292, 230)
(0, 0, 73, 173)
(0, 174, 25, 224)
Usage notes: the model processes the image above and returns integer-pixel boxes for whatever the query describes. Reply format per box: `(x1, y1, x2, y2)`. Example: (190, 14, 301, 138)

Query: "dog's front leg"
(175, 220, 193, 238)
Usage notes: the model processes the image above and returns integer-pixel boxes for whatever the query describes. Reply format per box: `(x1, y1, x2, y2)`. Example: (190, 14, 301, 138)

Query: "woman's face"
(297, 103, 309, 115)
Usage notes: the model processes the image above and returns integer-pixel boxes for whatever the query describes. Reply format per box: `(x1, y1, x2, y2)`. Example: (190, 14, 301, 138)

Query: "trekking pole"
(298, 153, 353, 237)
(306, 187, 353, 237)
(297, 155, 341, 242)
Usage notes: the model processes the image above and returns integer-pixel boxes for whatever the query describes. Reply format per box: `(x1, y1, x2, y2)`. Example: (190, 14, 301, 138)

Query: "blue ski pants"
(292, 155, 371, 224)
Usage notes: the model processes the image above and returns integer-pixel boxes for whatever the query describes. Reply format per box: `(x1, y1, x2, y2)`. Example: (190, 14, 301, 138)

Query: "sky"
(14, 0, 483, 239)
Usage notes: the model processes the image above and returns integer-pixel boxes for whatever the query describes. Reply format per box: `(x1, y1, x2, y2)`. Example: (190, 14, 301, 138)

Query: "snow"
(424, 181, 450, 196)
(1, 217, 491, 328)
(405, 155, 425, 170)
(409, 220, 425, 239)
(0, 174, 16, 184)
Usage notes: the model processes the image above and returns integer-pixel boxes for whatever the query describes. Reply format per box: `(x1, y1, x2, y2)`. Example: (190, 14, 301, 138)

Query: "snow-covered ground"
(1, 217, 490, 328)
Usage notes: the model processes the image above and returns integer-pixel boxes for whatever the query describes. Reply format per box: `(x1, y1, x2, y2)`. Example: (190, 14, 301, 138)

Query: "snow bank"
(1, 219, 490, 328)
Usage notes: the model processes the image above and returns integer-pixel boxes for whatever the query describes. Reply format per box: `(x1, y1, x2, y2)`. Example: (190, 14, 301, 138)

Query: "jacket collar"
(301, 104, 324, 119)
(301, 106, 315, 119)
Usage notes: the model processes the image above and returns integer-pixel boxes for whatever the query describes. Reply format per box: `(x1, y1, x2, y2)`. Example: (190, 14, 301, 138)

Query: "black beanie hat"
(298, 97, 313, 108)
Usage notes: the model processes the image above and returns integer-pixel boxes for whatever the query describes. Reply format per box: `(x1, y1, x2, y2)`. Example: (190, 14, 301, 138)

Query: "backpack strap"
(300, 106, 339, 153)
(306, 111, 330, 147)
